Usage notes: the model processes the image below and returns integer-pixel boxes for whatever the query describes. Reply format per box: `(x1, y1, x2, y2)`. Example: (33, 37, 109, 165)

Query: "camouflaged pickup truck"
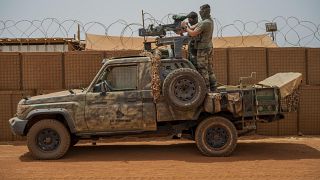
(9, 55, 301, 159)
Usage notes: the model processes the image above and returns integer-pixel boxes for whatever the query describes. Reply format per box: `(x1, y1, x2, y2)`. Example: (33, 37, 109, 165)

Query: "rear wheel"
(27, 119, 70, 160)
(195, 116, 237, 156)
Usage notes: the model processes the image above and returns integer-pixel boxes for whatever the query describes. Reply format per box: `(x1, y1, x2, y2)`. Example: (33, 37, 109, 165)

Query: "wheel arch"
(186, 112, 236, 135)
(197, 111, 236, 125)
(24, 109, 76, 135)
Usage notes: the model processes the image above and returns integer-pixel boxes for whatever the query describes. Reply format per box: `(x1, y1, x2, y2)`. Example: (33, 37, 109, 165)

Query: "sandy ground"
(0, 136, 319, 179)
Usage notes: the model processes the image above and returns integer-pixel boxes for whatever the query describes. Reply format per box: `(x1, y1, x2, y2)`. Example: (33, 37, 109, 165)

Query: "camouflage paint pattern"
(156, 96, 202, 122)
(138, 61, 152, 90)
(13, 56, 283, 137)
(141, 90, 157, 131)
(84, 57, 157, 132)
(85, 91, 143, 131)
(197, 48, 216, 89)
(18, 90, 88, 131)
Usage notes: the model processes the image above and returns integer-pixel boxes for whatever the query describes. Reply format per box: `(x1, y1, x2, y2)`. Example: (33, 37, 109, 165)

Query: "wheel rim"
(205, 125, 229, 150)
(36, 128, 60, 151)
(173, 78, 197, 102)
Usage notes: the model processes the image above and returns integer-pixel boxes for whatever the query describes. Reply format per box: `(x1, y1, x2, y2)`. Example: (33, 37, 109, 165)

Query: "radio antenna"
(142, 10, 146, 43)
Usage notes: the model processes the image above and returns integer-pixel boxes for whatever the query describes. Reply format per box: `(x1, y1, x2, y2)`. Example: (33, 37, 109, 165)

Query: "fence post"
(62, 52, 66, 89)
(19, 53, 23, 90)
(226, 48, 230, 85)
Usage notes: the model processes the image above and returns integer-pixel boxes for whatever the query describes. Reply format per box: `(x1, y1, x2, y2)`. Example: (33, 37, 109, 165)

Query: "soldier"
(186, 11, 199, 69)
(184, 4, 217, 91)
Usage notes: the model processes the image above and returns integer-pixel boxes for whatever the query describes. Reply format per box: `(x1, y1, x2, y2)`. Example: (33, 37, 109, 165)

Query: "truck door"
(85, 64, 143, 132)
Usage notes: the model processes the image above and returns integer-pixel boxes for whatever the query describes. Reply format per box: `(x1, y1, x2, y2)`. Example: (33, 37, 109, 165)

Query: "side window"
(104, 65, 138, 91)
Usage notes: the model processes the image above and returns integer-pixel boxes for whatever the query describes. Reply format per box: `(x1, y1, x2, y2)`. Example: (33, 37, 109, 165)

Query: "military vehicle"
(8, 52, 302, 159)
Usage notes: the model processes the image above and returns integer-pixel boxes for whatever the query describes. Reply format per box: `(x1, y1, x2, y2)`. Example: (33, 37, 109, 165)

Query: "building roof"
(0, 38, 74, 45)
(0, 38, 83, 52)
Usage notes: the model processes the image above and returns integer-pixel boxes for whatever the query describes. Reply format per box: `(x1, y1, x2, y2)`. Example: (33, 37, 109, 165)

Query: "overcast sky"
(1, 0, 319, 46)
(1, 0, 319, 22)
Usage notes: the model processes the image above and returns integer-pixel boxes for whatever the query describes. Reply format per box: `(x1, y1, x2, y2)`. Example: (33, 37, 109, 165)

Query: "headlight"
(17, 104, 30, 115)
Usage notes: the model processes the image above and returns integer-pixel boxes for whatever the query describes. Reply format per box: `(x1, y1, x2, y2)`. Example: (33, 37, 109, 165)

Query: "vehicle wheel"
(195, 116, 237, 157)
(27, 119, 70, 160)
(70, 134, 80, 147)
(163, 68, 207, 110)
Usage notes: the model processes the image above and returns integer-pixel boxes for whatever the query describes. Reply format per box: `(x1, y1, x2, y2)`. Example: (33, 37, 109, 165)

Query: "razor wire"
(0, 13, 319, 51)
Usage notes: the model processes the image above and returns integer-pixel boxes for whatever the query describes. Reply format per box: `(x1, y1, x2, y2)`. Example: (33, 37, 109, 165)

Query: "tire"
(27, 119, 70, 160)
(162, 68, 207, 110)
(195, 116, 237, 157)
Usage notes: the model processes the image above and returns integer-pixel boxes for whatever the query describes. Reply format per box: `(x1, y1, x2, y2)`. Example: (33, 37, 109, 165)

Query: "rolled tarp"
(257, 72, 302, 98)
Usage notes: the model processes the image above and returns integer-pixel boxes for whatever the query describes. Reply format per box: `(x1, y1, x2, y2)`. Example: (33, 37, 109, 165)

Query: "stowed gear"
(141, 50, 162, 103)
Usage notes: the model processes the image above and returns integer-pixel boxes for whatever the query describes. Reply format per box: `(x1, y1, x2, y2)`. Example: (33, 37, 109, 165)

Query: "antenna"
(141, 10, 152, 50)
(142, 10, 146, 43)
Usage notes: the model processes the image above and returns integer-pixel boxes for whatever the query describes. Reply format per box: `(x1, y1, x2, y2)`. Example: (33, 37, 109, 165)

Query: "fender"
(26, 108, 76, 133)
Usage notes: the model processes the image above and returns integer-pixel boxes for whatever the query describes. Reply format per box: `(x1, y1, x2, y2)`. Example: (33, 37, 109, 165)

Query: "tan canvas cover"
(214, 34, 278, 48)
(85, 33, 277, 51)
(85, 33, 156, 50)
(258, 73, 302, 98)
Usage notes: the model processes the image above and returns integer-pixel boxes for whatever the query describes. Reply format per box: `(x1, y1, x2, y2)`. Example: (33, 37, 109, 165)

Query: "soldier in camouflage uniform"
(184, 4, 216, 91)
(186, 11, 199, 69)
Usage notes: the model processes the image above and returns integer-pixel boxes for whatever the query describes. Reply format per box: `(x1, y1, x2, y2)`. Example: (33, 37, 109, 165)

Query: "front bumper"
(9, 117, 28, 136)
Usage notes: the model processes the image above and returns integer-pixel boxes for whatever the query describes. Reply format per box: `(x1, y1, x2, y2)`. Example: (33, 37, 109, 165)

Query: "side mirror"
(100, 81, 107, 96)
(100, 81, 113, 96)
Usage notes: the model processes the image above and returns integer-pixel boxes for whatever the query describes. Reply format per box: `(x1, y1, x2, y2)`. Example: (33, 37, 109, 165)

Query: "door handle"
(127, 98, 137, 102)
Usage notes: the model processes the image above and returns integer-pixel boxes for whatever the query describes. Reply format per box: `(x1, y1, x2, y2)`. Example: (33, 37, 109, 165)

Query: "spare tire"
(163, 68, 207, 110)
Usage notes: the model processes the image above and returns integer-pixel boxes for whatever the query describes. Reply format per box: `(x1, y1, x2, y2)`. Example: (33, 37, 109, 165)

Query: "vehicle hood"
(22, 90, 84, 105)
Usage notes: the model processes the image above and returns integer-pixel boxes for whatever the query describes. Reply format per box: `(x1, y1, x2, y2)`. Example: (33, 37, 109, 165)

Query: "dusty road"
(0, 136, 319, 179)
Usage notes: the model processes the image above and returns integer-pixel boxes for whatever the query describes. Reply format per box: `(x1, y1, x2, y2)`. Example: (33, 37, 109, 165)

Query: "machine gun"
(139, 15, 187, 37)
(139, 11, 196, 59)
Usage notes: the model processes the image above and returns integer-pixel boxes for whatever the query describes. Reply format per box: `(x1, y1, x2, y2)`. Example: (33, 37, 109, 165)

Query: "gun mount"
(139, 12, 195, 59)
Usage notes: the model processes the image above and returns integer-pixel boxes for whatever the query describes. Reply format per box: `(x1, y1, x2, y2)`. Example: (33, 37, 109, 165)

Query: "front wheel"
(27, 119, 70, 160)
(195, 116, 237, 157)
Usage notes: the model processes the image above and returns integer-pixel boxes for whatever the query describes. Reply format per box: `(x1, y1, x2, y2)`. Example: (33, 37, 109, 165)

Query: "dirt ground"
(0, 136, 319, 179)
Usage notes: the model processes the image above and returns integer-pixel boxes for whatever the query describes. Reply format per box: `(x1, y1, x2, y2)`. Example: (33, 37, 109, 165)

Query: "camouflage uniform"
(186, 12, 199, 69)
(188, 36, 198, 69)
(195, 16, 216, 90)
